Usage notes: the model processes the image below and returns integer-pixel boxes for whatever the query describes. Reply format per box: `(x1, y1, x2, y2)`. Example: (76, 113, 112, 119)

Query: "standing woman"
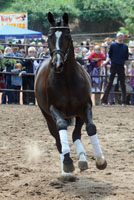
(22, 47, 39, 105)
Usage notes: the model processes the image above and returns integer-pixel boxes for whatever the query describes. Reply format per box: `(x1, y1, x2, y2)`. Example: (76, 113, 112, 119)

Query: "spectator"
(19, 49, 26, 58)
(3, 46, 23, 104)
(88, 45, 105, 92)
(22, 46, 39, 105)
(37, 42, 44, 58)
(74, 46, 82, 62)
(78, 47, 89, 68)
(0, 45, 4, 71)
(0, 46, 6, 91)
(0, 46, 6, 103)
(4, 47, 12, 55)
(101, 57, 119, 105)
(101, 42, 109, 57)
(100, 42, 110, 91)
(128, 41, 134, 59)
(11, 63, 25, 104)
(101, 32, 129, 105)
(130, 61, 134, 105)
(81, 47, 89, 60)
(80, 41, 87, 49)
(89, 42, 95, 53)
(125, 69, 132, 105)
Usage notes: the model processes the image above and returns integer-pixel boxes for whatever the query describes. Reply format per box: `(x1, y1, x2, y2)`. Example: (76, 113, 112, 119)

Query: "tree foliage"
(0, 0, 15, 11)
(119, 1, 134, 34)
(2, 0, 134, 34)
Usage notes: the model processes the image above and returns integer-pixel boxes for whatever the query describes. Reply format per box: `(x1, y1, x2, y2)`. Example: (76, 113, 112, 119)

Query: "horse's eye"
(65, 30, 70, 34)
(48, 30, 54, 37)
(48, 33, 53, 37)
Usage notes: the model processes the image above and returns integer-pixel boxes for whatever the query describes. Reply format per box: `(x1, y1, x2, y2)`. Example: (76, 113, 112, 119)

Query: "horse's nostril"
(51, 61, 63, 73)
(51, 61, 56, 68)
(56, 63, 63, 69)
(54, 63, 63, 73)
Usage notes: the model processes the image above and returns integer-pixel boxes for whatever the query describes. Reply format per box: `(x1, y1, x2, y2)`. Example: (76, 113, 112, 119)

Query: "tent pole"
(24, 36, 27, 55)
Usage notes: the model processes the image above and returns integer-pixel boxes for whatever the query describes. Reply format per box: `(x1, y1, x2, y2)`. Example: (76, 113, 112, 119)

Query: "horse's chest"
(47, 74, 89, 115)
(48, 85, 87, 116)
(50, 87, 78, 104)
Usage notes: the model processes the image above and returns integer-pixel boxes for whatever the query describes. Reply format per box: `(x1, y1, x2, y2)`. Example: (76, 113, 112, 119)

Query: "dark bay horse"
(35, 12, 107, 176)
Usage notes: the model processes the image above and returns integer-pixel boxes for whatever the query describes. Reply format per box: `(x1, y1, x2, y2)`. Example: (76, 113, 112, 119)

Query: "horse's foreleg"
(60, 154, 71, 176)
(72, 117, 88, 171)
(50, 105, 75, 173)
(84, 104, 107, 170)
(40, 109, 70, 176)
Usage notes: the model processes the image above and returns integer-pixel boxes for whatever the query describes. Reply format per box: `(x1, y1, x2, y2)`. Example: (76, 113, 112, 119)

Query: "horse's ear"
(62, 13, 69, 26)
(48, 12, 55, 26)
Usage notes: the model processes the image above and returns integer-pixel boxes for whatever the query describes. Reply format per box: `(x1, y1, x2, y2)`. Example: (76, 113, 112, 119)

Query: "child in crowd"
(88, 45, 106, 92)
(11, 63, 26, 104)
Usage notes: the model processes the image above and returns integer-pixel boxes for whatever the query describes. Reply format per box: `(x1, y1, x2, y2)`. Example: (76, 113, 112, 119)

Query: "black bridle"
(48, 27, 72, 62)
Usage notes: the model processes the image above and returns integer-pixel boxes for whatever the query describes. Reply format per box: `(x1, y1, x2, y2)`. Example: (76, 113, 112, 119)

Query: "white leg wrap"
(90, 134, 102, 157)
(60, 154, 70, 176)
(74, 139, 86, 157)
(74, 139, 88, 170)
(74, 139, 87, 161)
(59, 130, 70, 155)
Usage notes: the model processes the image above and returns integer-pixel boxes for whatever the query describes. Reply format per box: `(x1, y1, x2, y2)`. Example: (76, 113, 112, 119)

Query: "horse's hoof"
(78, 161, 88, 171)
(63, 163, 75, 173)
(63, 156, 75, 173)
(96, 156, 107, 170)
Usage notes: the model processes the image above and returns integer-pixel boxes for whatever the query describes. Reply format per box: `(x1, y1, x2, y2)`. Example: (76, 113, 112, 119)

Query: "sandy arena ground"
(0, 104, 134, 200)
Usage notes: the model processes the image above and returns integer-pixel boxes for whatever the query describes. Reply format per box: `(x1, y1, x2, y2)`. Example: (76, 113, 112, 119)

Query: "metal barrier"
(0, 71, 34, 93)
(0, 71, 134, 94)
(1, 55, 134, 95)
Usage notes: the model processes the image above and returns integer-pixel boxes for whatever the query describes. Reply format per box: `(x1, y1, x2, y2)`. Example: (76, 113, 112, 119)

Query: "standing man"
(101, 32, 129, 105)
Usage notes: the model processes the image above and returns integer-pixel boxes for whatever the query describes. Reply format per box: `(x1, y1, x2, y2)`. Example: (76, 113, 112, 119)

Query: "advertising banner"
(0, 12, 27, 29)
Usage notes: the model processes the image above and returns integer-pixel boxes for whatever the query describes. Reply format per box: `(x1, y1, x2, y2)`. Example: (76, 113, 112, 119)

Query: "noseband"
(48, 27, 72, 62)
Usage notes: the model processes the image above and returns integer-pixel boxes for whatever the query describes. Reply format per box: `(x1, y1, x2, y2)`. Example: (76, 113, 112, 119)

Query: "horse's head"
(47, 12, 72, 73)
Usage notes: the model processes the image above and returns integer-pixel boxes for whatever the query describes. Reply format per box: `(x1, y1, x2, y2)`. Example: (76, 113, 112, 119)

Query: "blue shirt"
(109, 42, 129, 65)
(11, 69, 26, 86)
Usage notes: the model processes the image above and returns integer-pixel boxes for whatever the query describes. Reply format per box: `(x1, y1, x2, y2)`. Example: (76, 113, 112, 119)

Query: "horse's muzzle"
(51, 62, 64, 73)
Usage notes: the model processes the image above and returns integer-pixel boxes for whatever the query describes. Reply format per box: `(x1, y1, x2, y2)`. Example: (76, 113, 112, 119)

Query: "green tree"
(0, 0, 15, 11)
(119, 2, 134, 34)
(2, 0, 134, 34)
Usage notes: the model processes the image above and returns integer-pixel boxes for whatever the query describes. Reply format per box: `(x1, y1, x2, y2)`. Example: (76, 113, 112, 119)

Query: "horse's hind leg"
(72, 117, 88, 171)
(40, 109, 71, 176)
(84, 104, 107, 170)
(50, 105, 75, 173)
